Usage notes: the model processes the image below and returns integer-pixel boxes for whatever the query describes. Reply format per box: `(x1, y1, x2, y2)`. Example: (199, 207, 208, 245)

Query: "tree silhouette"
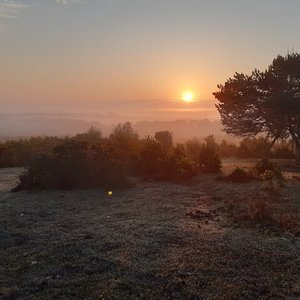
(213, 53, 300, 163)
(154, 130, 173, 149)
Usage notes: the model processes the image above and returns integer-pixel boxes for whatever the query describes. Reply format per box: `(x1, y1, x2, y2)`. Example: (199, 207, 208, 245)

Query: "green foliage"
(197, 135, 222, 173)
(110, 122, 139, 143)
(137, 137, 167, 178)
(74, 126, 102, 144)
(185, 138, 202, 160)
(237, 137, 270, 158)
(225, 167, 255, 183)
(0, 136, 60, 168)
(214, 53, 300, 162)
(271, 141, 294, 159)
(253, 159, 284, 187)
(14, 126, 202, 190)
(109, 122, 139, 171)
(165, 146, 198, 180)
(154, 130, 173, 149)
(136, 137, 197, 180)
(218, 140, 238, 158)
(16, 139, 128, 190)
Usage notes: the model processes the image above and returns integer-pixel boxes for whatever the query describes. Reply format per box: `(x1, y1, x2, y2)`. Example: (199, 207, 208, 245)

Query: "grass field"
(1, 160, 300, 299)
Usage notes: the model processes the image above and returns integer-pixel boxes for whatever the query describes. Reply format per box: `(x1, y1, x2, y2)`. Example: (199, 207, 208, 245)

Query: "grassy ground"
(0, 160, 300, 299)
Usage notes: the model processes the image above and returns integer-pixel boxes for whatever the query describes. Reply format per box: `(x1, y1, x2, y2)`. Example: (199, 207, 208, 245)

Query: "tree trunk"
(292, 137, 300, 165)
(264, 135, 278, 160)
(296, 144, 300, 166)
(289, 128, 300, 165)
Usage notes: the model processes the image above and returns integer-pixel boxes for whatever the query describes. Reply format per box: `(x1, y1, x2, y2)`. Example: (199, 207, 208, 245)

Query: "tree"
(154, 130, 173, 149)
(109, 122, 139, 170)
(213, 53, 300, 164)
(75, 126, 102, 144)
(197, 135, 222, 172)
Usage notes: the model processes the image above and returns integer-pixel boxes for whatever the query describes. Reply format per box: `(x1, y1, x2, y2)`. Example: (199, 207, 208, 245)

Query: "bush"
(225, 167, 256, 183)
(0, 136, 60, 168)
(271, 142, 294, 159)
(136, 137, 167, 178)
(253, 159, 284, 187)
(136, 138, 197, 180)
(109, 122, 139, 172)
(13, 128, 221, 190)
(154, 130, 173, 149)
(229, 193, 300, 236)
(185, 138, 202, 160)
(74, 126, 102, 144)
(197, 141, 222, 173)
(218, 140, 238, 158)
(15, 139, 129, 191)
(164, 146, 198, 180)
(237, 137, 270, 158)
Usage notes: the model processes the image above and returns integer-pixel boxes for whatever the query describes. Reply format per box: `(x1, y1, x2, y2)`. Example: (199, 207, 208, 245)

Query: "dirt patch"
(0, 168, 22, 192)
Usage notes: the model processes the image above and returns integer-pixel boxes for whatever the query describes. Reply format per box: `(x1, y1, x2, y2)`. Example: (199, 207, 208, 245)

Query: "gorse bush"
(164, 146, 198, 180)
(253, 159, 284, 187)
(74, 126, 102, 144)
(137, 137, 167, 178)
(154, 130, 173, 149)
(109, 122, 139, 173)
(16, 139, 129, 190)
(237, 137, 270, 158)
(185, 138, 202, 160)
(225, 167, 256, 183)
(15, 125, 208, 190)
(0, 136, 60, 168)
(1, 129, 296, 170)
(197, 135, 222, 173)
(136, 137, 197, 180)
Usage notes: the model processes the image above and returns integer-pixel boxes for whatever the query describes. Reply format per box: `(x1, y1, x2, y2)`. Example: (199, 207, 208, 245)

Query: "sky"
(0, 0, 300, 120)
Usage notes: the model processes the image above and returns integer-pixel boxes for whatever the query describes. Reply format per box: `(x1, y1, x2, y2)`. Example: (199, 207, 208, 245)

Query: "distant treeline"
(0, 122, 295, 190)
(10, 123, 222, 190)
(0, 126, 294, 169)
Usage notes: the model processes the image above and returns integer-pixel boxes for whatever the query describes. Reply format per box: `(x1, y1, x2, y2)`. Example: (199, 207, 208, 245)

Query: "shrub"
(74, 126, 102, 144)
(253, 159, 284, 187)
(109, 122, 139, 172)
(185, 138, 202, 160)
(164, 146, 198, 180)
(237, 137, 270, 158)
(226, 167, 256, 183)
(154, 130, 173, 149)
(0, 136, 60, 168)
(136, 138, 197, 180)
(198, 145, 222, 173)
(136, 137, 167, 178)
(271, 142, 294, 159)
(218, 140, 238, 158)
(229, 193, 300, 236)
(15, 139, 129, 191)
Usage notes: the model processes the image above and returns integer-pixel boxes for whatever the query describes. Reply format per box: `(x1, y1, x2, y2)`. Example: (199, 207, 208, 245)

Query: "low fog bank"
(0, 113, 236, 143)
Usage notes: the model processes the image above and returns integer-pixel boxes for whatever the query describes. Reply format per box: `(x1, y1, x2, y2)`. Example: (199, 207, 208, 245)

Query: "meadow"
(1, 158, 300, 299)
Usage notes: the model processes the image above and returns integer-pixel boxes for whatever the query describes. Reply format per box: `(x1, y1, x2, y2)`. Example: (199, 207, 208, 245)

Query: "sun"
(182, 91, 194, 102)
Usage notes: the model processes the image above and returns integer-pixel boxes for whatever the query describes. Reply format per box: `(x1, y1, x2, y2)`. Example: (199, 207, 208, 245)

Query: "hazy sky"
(1, 0, 300, 119)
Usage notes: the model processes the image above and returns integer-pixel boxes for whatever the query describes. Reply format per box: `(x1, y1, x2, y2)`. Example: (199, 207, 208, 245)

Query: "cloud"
(55, 0, 86, 4)
(0, 0, 30, 34)
(0, 0, 29, 19)
(0, 0, 86, 34)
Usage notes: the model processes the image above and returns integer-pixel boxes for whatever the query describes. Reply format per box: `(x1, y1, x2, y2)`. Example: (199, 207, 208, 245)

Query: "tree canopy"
(213, 53, 300, 160)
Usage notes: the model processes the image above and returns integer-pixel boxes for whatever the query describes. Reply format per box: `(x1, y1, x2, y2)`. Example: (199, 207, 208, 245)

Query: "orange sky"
(1, 0, 300, 120)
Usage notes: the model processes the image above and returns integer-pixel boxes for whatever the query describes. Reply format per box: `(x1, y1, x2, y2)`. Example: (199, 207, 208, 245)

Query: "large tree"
(213, 53, 300, 163)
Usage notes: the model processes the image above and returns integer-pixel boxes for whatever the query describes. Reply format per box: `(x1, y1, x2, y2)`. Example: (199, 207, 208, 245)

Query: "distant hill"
(0, 113, 237, 143)
(134, 119, 230, 142)
(0, 114, 106, 138)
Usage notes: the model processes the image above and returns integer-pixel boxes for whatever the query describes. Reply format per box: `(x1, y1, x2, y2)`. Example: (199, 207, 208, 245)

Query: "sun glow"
(182, 91, 194, 102)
